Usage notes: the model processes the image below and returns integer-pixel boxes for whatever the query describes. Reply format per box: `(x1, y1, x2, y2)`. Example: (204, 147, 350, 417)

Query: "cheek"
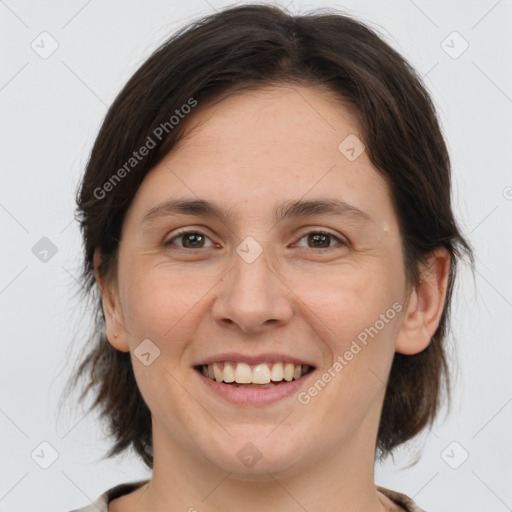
(292, 263, 403, 414)
(297, 264, 401, 348)
(122, 266, 211, 432)
(120, 262, 212, 344)
(130, 353, 203, 452)
(295, 270, 401, 428)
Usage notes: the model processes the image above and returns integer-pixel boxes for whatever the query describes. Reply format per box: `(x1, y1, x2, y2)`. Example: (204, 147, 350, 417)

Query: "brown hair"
(63, 3, 474, 469)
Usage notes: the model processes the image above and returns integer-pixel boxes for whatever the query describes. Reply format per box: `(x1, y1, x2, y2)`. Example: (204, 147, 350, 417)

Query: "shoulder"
(377, 486, 428, 512)
(68, 479, 150, 512)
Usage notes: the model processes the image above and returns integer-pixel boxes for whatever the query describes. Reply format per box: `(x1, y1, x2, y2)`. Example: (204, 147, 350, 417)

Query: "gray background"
(1, 0, 511, 511)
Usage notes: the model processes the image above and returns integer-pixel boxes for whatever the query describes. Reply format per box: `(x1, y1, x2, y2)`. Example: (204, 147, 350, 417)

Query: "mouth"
(194, 361, 315, 389)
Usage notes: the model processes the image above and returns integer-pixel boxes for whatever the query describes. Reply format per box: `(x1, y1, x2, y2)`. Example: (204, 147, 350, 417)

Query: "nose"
(211, 243, 294, 334)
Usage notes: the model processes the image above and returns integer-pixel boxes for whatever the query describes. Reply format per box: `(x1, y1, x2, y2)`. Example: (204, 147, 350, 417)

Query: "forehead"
(123, 84, 396, 231)
(177, 83, 361, 155)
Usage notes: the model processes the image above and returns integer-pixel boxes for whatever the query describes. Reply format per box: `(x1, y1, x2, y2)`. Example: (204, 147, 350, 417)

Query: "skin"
(94, 84, 450, 512)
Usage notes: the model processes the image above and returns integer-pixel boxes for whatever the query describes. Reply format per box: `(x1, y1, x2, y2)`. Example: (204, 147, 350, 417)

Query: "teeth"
(271, 363, 284, 381)
(200, 361, 311, 385)
(234, 362, 252, 383)
(252, 364, 271, 384)
(213, 362, 223, 383)
(284, 363, 294, 381)
(223, 362, 235, 383)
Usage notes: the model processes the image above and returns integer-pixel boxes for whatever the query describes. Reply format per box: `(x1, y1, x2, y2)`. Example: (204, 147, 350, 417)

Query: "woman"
(66, 4, 473, 511)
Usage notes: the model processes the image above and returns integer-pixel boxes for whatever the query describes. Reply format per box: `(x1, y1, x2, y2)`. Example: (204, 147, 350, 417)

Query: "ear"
(93, 248, 130, 352)
(395, 247, 451, 355)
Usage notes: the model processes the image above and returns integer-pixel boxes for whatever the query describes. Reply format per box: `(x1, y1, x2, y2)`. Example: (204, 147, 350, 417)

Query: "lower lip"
(195, 369, 315, 405)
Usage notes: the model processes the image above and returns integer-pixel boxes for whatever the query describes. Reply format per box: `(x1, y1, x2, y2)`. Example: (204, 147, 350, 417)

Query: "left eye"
(295, 231, 346, 249)
(164, 230, 346, 250)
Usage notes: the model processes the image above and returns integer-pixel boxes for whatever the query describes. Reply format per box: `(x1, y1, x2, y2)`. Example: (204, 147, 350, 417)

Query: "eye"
(294, 230, 347, 250)
(164, 230, 215, 249)
(163, 229, 347, 251)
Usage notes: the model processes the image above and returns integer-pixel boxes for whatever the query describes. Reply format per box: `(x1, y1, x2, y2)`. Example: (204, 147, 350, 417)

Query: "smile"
(193, 357, 316, 405)
(198, 361, 313, 387)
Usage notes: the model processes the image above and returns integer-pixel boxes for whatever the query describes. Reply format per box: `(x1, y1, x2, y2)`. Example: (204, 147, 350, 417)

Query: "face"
(97, 84, 431, 479)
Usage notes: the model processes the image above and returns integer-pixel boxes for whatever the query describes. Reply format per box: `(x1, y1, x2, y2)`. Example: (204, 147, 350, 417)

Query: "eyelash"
(164, 228, 348, 251)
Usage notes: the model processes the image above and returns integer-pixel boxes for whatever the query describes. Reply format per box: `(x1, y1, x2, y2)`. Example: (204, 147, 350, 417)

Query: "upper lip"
(194, 352, 316, 367)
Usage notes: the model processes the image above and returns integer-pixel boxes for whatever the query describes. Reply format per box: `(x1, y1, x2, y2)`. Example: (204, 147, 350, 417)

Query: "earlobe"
(93, 248, 130, 353)
(395, 247, 451, 355)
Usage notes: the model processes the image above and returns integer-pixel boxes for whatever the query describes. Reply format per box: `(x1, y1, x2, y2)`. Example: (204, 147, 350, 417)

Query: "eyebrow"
(141, 197, 374, 227)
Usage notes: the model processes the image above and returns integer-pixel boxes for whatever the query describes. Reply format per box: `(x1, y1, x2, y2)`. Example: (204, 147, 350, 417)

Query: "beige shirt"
(69, 480, 427, 511)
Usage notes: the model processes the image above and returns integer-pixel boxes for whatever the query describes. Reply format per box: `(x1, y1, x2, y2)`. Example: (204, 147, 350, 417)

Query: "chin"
(199, 431, 309, 479)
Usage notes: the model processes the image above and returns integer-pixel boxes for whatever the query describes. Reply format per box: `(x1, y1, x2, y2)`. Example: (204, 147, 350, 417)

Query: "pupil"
(309, 233, 329, 248)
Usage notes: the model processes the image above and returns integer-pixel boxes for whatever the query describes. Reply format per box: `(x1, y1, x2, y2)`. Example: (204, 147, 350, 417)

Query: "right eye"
(164, 229, 215, 250)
